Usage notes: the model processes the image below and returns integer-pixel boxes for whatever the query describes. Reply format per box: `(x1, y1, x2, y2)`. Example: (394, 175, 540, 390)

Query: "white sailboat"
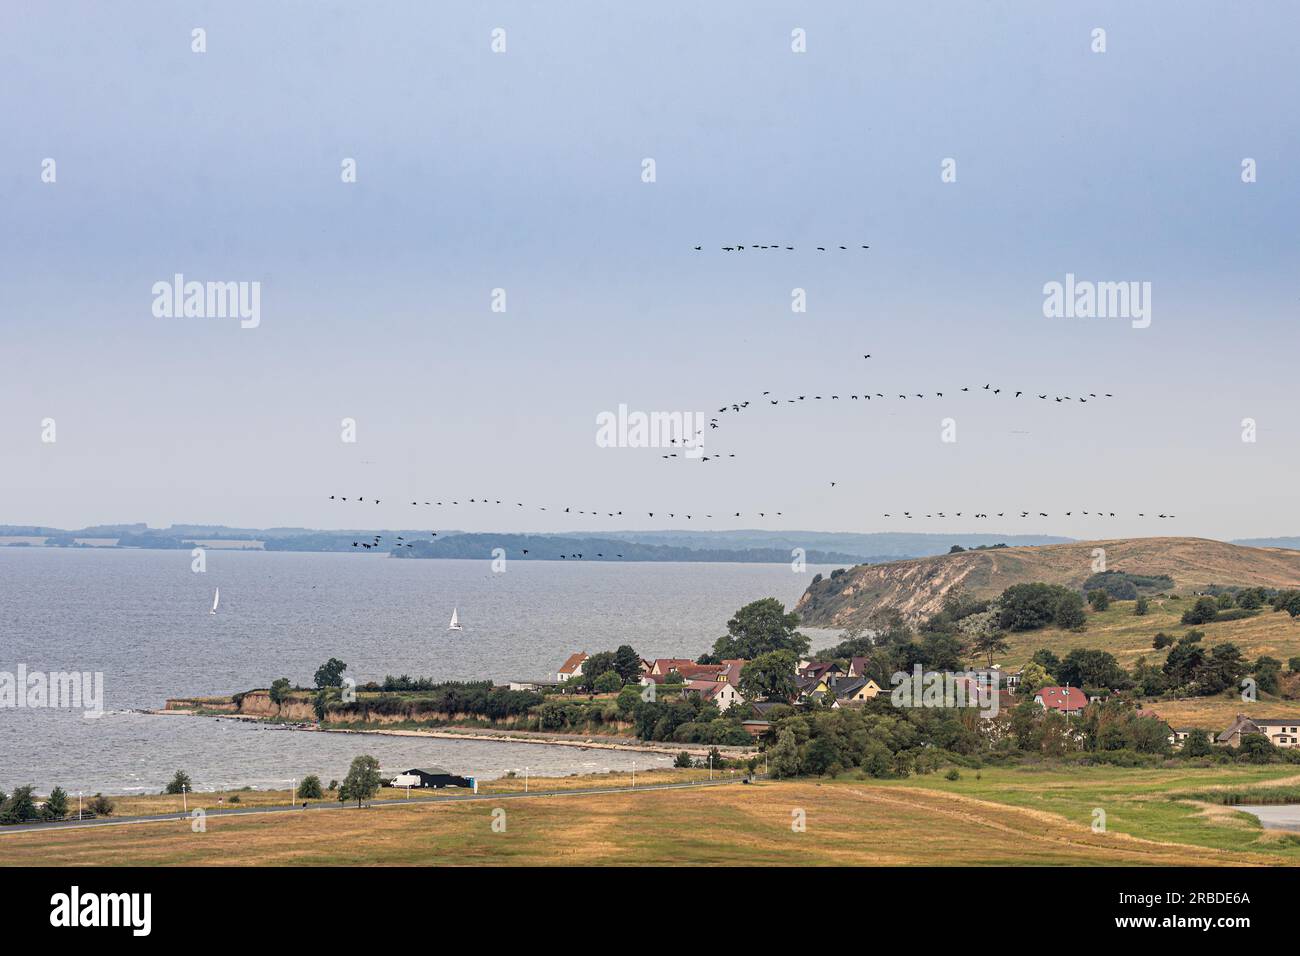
(447, 607, 462, 631)
(210, 587, 220, 615)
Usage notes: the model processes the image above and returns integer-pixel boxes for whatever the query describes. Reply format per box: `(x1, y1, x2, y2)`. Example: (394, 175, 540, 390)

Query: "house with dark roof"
(1216, 714, 1300, 748)
(745, 700, 788, 718)
(391, 767, 473, 789)
(796, 673, 832, 703)
(828, 675, 883, 705)
(798, 660, 844, 681)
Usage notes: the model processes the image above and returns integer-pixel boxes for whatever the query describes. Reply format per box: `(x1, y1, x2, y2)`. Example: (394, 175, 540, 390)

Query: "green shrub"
(1212, 608, 1258, 622)
(89, 793, 114, 816)
(1181, 596, 1219, 625)
(1055, 592, 1087, 630)
(42, 786, 69, 821)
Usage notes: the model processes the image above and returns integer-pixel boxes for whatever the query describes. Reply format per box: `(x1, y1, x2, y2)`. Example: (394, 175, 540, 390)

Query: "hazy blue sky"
(2, 2, 1297, 539)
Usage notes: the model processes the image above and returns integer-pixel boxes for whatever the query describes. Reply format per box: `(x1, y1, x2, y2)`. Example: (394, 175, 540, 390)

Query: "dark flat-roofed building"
(392, 767, 473, 789)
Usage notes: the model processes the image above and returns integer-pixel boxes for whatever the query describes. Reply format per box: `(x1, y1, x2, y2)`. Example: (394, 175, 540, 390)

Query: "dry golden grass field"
(97, 767, 717, 817)
(999, 595, 1300, 670)
(5, 765, 1300, 867)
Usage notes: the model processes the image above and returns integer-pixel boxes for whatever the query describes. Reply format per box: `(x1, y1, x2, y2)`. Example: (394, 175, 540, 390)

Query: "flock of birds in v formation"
(665, 355, 1118, 459)
(328, 357, 1159, 539)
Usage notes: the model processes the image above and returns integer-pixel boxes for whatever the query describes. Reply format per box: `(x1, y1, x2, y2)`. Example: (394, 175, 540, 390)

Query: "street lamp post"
(181, 784, 188, 813)
(524, 766, 529, 793)
(632, 760, 636, 788)
(78, 791, 82, 821)
(291, 777, 297, 808)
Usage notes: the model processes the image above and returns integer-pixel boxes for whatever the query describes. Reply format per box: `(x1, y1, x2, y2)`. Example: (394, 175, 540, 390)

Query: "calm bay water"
(0, 548, 833, 793)
(1237, 805, 1300, 831)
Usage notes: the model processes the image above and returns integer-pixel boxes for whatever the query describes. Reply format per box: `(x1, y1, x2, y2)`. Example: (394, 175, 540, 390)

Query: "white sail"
(448, 607, 461, 630)
(211, 587, 220, 614)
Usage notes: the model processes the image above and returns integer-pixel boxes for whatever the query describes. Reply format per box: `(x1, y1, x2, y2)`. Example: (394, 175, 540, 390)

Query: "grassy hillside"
(5, 766, 1300, 866)
(997, 596, 1300, 669)
(797, 537, 1300, 628)
(992, 595, 1300, 730)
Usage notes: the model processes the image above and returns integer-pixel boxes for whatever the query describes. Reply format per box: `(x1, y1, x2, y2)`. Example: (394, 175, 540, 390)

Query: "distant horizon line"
(2, 522, 1299, 546)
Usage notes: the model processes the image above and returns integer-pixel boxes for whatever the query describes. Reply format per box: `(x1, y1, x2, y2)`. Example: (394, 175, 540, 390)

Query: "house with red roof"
(717, 659, 747, 686)
(649, 658, 696, 677)
(1033, 685, 1087, 716)
(556, 652, 589, 683)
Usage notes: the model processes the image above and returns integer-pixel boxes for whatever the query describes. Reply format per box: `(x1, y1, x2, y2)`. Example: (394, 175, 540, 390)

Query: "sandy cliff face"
(232, 690, 317, 720)
(795, 537, 1300, 629)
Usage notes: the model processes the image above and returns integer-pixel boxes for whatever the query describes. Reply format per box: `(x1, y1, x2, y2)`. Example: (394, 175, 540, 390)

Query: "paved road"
(0, 777, 753, 836)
